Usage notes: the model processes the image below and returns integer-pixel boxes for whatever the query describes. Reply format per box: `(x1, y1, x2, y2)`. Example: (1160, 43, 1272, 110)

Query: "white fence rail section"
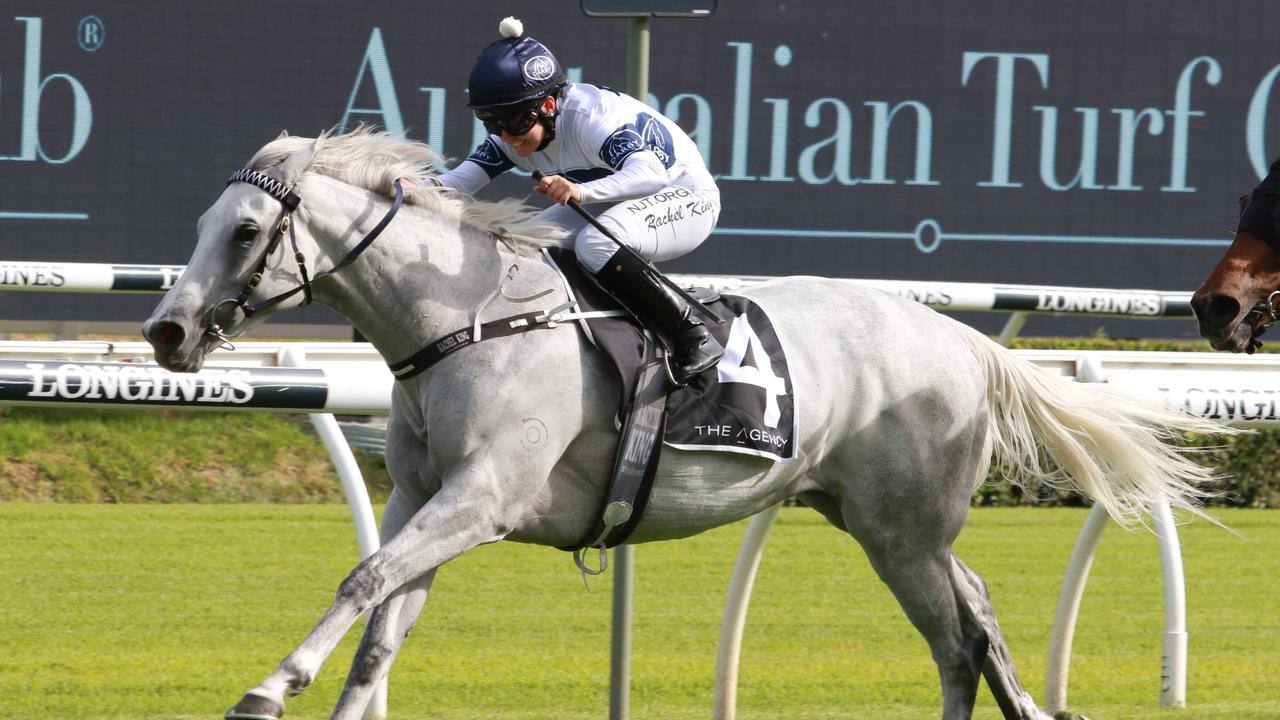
(0, 260, 1196, 312)
(0, 260, 1195, 347)
(0, 261, 1239, 719)
(0, 341, 392, 412)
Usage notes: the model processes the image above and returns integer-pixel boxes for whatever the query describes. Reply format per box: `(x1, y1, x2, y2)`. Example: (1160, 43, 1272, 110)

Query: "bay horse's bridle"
(203, 168, 404, 346)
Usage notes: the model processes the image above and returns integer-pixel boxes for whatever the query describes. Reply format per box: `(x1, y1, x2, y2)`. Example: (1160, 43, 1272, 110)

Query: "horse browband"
(229, 168, 300, 211)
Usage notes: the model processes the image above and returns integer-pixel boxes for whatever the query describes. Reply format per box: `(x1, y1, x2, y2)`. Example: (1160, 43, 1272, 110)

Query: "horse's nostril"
(1203, 294, 1241, 323)
(145, 321, 186, 352)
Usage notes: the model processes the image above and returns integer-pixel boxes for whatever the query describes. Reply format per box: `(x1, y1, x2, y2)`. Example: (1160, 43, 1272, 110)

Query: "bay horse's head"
(1191, 159, 1280, 353)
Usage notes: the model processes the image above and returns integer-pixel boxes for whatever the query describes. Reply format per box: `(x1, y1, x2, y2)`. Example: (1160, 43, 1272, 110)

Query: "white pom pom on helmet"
(498, 16, 523, 38)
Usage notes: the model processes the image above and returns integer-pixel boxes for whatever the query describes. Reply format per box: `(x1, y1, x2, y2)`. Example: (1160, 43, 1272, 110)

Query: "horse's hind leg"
(851, 532, 988, 719)
(950, 558, 1078, 720)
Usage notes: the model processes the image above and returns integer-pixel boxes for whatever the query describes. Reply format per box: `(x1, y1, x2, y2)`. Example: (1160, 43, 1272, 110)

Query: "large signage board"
(1, 1, 1275, 338)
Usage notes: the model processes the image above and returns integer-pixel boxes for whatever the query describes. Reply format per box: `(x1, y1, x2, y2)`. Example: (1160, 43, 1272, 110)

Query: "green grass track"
(0, 506, 1276, 719)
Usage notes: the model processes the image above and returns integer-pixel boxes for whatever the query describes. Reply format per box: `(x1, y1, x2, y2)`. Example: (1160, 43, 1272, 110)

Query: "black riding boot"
(591, 250, 724, 385)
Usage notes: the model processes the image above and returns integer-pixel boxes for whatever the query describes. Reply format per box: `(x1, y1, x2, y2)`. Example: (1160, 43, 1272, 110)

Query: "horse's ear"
(268, 140, 318, 187)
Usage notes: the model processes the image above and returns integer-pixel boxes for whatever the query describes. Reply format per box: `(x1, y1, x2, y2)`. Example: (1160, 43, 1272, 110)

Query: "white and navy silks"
(439, 83, 721, 273)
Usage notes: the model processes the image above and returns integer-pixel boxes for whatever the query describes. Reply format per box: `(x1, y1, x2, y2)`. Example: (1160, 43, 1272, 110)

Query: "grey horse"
(142, 128, 1225, 720)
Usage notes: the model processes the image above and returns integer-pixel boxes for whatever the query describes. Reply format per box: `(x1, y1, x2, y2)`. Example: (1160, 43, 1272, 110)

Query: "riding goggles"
(479, 108, 541, 137)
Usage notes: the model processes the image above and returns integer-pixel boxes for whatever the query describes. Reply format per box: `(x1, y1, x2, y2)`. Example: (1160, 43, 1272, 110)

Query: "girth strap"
(561, 334, 669, 565)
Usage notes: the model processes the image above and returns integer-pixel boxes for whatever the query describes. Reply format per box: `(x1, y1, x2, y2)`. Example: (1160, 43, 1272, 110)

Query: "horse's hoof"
(226, 693, 284, 720)
(1052, 712, 1089, 720)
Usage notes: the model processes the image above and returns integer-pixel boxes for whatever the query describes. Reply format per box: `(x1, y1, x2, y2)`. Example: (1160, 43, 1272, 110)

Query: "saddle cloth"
(546, 250, 797, 463)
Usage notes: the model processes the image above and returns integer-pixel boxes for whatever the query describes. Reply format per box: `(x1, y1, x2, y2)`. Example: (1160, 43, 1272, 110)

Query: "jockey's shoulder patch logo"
(469, 137, 507, 167)
(599, 113, 676, 170)
(467, 137, 516, 178)
(600, 128, 644, 169)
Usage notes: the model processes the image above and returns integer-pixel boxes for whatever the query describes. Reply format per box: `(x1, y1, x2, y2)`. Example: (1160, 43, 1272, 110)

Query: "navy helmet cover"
(467, 20, 567, 115)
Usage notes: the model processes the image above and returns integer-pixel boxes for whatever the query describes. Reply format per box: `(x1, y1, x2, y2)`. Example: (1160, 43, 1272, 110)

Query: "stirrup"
(660, 350, 686, 387)
(666, 333, 724, 386)
(573, 544, 608, 592)
(664, 352, 721, 386)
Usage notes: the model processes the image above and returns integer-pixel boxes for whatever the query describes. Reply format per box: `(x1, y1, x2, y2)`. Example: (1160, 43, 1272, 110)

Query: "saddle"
(543, 250, 796, 561)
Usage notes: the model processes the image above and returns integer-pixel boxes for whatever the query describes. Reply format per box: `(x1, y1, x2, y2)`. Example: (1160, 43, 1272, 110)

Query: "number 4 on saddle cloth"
(544, 249, 797, 555)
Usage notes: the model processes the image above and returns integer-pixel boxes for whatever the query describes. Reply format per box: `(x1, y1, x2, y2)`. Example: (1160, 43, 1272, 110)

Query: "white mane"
(246, 127, 568, 248)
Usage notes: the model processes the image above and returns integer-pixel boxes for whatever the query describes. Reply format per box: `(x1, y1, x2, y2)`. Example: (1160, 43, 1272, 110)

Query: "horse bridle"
(204, 168, 404, 346)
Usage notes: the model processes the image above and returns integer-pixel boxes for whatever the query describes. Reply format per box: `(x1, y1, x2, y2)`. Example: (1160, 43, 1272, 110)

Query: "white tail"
(959, 326, 1234, 527)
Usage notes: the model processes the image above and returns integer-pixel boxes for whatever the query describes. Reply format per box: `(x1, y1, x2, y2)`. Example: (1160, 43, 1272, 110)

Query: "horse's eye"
(233, 223, 259, 247)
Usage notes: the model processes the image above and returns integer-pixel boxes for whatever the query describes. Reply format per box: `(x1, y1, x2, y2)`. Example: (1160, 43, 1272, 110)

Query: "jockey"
(437, 16, 724, 385)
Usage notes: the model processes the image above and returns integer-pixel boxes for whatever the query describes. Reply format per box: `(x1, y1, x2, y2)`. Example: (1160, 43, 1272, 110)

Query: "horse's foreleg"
(227, 466, 519, 720)
(950, 557, 1062, 720)
(331, 488, 437, 720)
(227, 557, 396, 720)
(331, 570, 435, 720)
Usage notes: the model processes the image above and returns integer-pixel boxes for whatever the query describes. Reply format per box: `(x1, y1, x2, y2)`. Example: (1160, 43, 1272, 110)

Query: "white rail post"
(1153, 501, 1188, 708)
(1044, 503, 1109, 712)
(996, 310, 1030, 347)
(608, 15, 650, 720)
(713, 502, 781, 720)
(1044, 353, 1189, 712)
(278, 346, 387, 719)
